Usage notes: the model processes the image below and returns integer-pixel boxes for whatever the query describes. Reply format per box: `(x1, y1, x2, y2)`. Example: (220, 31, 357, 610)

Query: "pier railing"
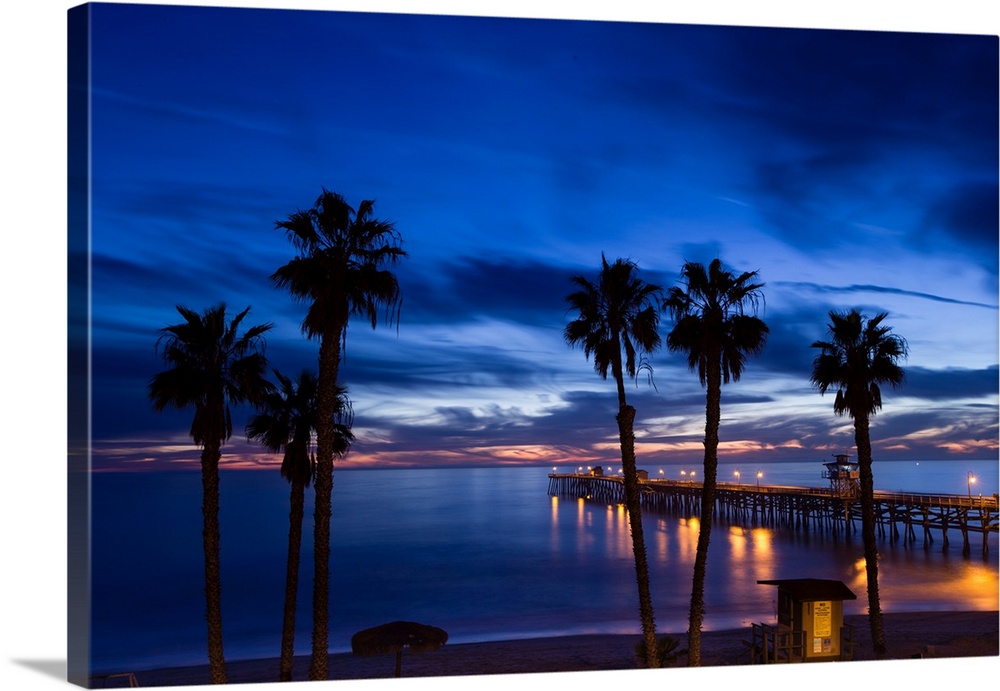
(547, 473, 999, 556)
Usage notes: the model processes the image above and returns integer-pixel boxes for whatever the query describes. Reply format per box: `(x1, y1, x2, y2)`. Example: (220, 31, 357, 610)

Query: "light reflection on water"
(547, 487, 998, 635)
(90, 463, 998, 673)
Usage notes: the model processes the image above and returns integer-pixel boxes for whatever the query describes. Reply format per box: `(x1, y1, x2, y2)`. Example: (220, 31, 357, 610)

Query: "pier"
(547, 471, 999, 557)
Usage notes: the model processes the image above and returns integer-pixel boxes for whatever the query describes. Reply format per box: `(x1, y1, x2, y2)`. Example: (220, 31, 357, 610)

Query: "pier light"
(967, 471, 976, 499)
(690, 470, 695, 480)
(734, 469, 741, 488)
(680, 469, 687, 479)
(756, 470, 762, 489)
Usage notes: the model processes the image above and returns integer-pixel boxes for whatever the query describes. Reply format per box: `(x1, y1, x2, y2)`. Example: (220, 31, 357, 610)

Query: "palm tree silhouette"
(564, 254, 663, 668)
(663, 258, 768, 667)
(247, 370, 354, 682)
(810, 309, 907, 660)
(272, 188, 405, 680)
(148, 303, 272, 684)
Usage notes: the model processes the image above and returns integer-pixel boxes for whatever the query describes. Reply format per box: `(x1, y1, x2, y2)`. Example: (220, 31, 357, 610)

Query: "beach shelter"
(351, 620, 449, 677)
(756, 578, 857, 661)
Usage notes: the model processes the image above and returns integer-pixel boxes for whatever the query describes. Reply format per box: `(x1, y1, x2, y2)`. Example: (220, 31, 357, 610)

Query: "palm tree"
(564, 254, 663, 668)
(246, 370, 355, 681)
(272, 188, 406, 680)
(663, 258, 768, 667)
(148, 303, 272, 684)
(810, 309, 907, 660)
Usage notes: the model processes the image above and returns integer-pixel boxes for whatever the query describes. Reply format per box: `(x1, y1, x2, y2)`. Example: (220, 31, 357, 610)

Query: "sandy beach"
(94, 610, 998, 689)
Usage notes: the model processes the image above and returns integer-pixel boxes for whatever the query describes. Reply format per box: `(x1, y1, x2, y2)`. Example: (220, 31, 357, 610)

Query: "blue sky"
(0, 4, 995, 690)
(71, 2, 999, 472)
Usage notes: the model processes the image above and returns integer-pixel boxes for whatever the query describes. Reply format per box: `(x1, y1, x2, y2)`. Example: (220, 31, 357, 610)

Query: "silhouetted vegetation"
(246, 370, 354, 681)
(271, 188, 406, 680)
(148, 304, 273, 684)
(811, 309, 908, 660)
(143, 180, 926, 678)
(634, 635, 686, 668)
(565, 254, 665, 667)
(663, 258, 768, 666)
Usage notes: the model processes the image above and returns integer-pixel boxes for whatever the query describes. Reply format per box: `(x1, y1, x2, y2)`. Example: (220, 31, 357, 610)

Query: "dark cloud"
(922, 181, 1000, 273)
(752, 309, 826, 377)
(396, 255, 579, 326)
(703, 29, 999, 254)
(901, 366, 999, 402)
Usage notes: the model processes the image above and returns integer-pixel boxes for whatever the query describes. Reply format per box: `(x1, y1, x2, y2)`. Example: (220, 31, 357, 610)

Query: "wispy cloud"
(774, 281, 998, 310)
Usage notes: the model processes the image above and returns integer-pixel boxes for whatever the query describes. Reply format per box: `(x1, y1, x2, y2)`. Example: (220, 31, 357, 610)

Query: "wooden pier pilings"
(547, 473, 999, 556)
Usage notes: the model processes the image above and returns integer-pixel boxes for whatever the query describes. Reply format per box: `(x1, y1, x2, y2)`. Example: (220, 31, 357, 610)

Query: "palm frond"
(149, 303, 272, 448)
(810, 308, 908, 419)
(665, 258, 768, 387)
(565, 255, 664, 384)
(273, 190, 407, 344)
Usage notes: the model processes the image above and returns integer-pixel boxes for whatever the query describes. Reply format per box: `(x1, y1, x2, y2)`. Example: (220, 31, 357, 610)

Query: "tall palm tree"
(272, 188, 406, 680)
(148, 303, 272, 684)
(246, 370, 354, 682)
(663, 258, 768, 667)
(810, 309, 907, 660)
(564, 254, 663, 668)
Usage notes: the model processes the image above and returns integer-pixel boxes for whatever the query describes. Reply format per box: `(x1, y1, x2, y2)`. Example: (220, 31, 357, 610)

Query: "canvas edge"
(67, 3, 93, 688)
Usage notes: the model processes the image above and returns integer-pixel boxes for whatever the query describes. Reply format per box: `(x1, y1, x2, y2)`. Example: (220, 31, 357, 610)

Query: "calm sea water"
(89, 460, 999, 674)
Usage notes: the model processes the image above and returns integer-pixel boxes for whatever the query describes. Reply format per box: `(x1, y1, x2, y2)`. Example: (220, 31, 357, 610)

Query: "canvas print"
(67, 2, 999, 688)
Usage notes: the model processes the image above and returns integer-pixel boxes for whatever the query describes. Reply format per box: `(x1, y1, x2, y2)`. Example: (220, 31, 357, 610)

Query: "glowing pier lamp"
(734, 469, 741, 489)
(756, 469, 762, 489)
(967, 471, 976, 499)
(680, 469, 687, 480)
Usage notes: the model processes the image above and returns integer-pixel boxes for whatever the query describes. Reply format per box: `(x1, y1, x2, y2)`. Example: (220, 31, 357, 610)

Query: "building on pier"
(822, 453, 860, 499)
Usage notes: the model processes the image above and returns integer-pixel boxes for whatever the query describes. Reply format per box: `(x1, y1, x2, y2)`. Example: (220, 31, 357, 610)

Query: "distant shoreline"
(96, 610, 998, 688)
(88, 458, 1000, 473)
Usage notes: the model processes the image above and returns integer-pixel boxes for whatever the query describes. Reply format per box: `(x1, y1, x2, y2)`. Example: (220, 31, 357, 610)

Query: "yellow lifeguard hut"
(753, 578, 858, 663)
(822, 453, 860, 498)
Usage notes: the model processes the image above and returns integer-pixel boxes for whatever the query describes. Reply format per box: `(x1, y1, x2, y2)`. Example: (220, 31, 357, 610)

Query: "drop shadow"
(10, 658, 67, 682)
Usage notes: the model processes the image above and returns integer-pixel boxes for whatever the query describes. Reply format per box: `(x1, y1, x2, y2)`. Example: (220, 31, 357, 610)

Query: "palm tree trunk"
(200, 441, 227, 684)
(610, 343, 659, 668)
(853, 414, 888, 658)
(687, 355, 722, 667)
(279, 478, 306, 681)
(309, 330, 343, 680)
(616, 404, 660, 668)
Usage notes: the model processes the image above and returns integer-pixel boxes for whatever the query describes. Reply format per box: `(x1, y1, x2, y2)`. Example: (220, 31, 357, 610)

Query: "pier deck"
(547, 473, 999, 556)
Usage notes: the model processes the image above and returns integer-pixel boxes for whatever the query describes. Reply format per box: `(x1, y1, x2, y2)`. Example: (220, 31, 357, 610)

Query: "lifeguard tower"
(752, 578, 858, 663)
(822, 453, 860, 499)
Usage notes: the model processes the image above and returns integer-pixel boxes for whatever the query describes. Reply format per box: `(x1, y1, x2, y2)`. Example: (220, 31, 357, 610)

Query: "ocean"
(88, 459, 999, 674)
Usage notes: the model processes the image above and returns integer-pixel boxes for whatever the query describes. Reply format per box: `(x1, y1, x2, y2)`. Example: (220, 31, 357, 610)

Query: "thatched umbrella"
(350, 620, 449, 677)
